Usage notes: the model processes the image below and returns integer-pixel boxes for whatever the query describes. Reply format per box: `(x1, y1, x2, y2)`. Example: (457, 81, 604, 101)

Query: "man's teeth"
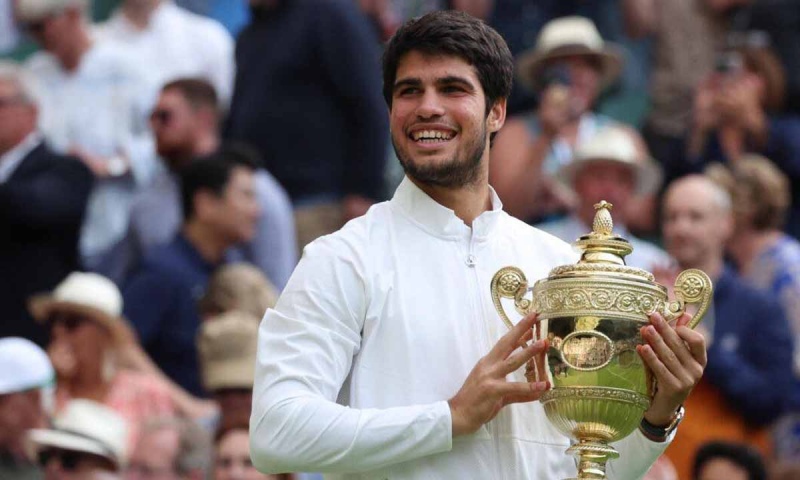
(412, 130, 455, 141)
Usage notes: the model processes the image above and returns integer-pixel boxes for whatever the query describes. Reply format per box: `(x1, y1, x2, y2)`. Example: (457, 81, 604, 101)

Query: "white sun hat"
(0, 337, 54, 395)
(27, 399, 129, 470)
(557, 126, 663, 195)
(516, 16, 624, 92)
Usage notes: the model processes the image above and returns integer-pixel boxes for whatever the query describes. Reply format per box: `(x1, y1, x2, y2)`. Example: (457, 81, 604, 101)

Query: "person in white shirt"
(251, 11, 707, 479)
(16, 0, 158, 268)
(97, 0, 234, 107)
(537, 126, 673, 272)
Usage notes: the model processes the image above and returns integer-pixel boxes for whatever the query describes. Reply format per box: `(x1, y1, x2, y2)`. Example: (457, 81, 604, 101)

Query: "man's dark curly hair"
(382, 10, 514, 118)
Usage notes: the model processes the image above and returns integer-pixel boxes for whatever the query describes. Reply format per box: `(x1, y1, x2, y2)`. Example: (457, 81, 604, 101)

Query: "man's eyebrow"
(436, 76, 476, 90)
(393, 77, 422, 93)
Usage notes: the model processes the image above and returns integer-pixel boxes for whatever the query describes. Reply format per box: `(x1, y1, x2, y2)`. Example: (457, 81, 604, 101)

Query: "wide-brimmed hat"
(198, 263, 278, 319)
(27, 399, 129, 470)
(15, 0, 88, 23)
(197, 310, 260, 392)
(0, 337, 54, 395)
(516, 16, 624, 92)
(557, 126, 662, 195)
(28, 272, 128, 343)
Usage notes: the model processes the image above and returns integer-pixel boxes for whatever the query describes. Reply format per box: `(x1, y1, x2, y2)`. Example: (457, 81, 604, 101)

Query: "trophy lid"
(547, 201, 655, 282)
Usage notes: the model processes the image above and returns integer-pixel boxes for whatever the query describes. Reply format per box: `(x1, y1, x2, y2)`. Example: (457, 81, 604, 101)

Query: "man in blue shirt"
(123, 151, 261, 396)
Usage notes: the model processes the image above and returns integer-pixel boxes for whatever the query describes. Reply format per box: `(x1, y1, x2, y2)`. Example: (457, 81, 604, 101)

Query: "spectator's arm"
(316, 1, 388, 202)
(250, 237, 452, 474)
(621, 0, 657, 38)
(0, 157, 93, 230)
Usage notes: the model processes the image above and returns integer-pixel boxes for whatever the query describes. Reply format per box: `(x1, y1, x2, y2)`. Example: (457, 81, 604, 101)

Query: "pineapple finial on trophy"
(592, 201, 614, 237)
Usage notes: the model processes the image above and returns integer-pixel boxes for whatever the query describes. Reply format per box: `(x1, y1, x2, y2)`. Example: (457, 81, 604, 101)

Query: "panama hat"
(197, 310, 260, 392)
(558, 126, 663, 195)
(0, 337, 54, 394)
(27, 399, 129, 470)
(516, 16, 624, 92)
(28, 272, 129, 344)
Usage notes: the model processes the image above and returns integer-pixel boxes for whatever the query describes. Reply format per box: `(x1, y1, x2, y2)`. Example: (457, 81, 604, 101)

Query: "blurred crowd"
(1, 0, 799, 479)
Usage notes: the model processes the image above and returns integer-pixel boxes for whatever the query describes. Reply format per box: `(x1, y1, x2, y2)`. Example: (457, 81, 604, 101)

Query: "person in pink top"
(28, 272, 176, 449)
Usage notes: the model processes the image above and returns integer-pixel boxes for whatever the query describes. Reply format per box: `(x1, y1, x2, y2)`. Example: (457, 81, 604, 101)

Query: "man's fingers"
(498, 340, 546, 375)
(637, 344, 679, 387)
(675, 312, 692, 328)
(649, 313, 695, 367)
(677, 326, 708, 368)
(497, 380, 550, 403)
(489, 311, 538, 361)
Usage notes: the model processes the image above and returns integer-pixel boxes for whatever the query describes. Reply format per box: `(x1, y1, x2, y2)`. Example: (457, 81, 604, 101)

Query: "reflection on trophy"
(490, 201, 713, 480)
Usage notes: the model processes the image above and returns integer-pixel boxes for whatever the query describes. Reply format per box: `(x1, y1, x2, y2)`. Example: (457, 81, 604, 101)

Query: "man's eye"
(399, 88, 419, 95)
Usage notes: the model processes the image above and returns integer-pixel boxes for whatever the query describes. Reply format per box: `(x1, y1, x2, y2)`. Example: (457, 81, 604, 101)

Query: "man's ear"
(487, 98, 507, 134)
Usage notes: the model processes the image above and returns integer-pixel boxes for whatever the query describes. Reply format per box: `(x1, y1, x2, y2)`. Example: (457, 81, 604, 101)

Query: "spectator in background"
(214, 427, 288, 480)
(126, 417, 211, 480)
(15, 0, 158, 270)
(97, 0, 234, 106)
(0, 62, 93, 346)
(490, 16, 652, 230)
(123, 154, 261, 397)
(622, 0, 742, 184)
(0, 337, 54, 480)
(660, 175, 793, 479)
(28, 272, 176, 449)
(107, 79, 296, 289)
(197, 311, 259, 432)
(226, 0, 388, 250)
(687, 43, 800, 239)
(198, 263, 278, 320)
(692, 441, 767, 480)
(28, 399, 129, 480)
(537, 126, 670, 271)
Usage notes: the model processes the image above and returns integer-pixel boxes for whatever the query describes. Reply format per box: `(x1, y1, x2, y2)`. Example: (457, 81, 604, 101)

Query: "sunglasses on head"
(37, 449, 84, 471)
(45, 311, 87, 332)
(149, 109, 174, 125)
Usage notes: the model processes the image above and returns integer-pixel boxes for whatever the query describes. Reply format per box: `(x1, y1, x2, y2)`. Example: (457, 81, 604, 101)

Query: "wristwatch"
(107, 155, 128, 177)
(639, 406, 684, 442)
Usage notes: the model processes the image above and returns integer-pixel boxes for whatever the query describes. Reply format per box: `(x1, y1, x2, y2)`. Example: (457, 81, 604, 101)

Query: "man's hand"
(448, 312, 550, 437)
(537, 85, 572, 138)
(638, 312, 707, 427)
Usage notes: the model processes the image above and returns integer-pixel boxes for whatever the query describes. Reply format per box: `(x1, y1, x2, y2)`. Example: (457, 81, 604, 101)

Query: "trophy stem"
(565, 438, 619, 480)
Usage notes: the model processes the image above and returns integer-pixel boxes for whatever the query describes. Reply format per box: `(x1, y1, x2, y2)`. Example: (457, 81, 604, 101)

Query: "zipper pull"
(466, 254, 476, 267)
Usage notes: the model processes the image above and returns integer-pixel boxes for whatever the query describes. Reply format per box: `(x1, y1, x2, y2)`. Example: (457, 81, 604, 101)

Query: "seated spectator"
(28, 272, 176, 448)
(643, 455, 679, 480)
(123, 153, 261, 397)
(0, 337, 54, 479)
(692, 441, 767, 480)
(98, 0, 234, 106)
(197, 310, 259, 432)
(214, 426, 290, 480)
(15, 0, 158, 269)
(660, 175, 793, 479)
(537, 126, 670, 270)
(198, 263, 278, 320)
(105, 79, 296, 289)
(0, 61, 93, 345)
(686, 43, 800, 238)
(491, 16, 652, 229)
(126, 417, 211, 480)
(28, 399, 129, 480)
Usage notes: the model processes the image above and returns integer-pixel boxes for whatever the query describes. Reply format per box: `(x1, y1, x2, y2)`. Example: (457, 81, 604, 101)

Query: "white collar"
(0, 132, 43, 184)
(390, 176, 504, 240)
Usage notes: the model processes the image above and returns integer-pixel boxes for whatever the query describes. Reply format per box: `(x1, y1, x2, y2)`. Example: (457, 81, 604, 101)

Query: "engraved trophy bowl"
(490, 201, 712, 480)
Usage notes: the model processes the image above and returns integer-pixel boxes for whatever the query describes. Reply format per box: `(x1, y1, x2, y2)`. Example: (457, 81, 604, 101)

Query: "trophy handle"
(490, 266, 533, 331)
(661, 269, 713, 329)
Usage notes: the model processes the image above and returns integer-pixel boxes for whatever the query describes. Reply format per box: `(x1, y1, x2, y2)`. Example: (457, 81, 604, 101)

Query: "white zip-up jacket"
(251, 177, 670, 479)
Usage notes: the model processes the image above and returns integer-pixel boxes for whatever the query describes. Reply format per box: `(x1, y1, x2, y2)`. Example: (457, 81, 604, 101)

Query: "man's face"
(126, 428, 181, 480)
(662, 178, 732, 269)
(389, 52, 505, 188)
(697, 458, 749, 480)
(0, 390, 43, 448)
(546, 56, 601, 115)
(573, 161, 635, 225)
(40, 449, 115, 480)
(206, 167, 261, 245)
(150, 89, 201, 169)
(0, 80, 37, 155)
(215, 429, 281, 480)
(22, 10, 72, 56)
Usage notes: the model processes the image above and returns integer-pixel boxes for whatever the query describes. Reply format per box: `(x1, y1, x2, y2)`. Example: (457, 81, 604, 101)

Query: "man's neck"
(728, 228, 782, 275)
(121, 0, 162, 30)
(58, 29, 92, 72)
(182, 221, 229, 264)
(409, 174, 492, 227)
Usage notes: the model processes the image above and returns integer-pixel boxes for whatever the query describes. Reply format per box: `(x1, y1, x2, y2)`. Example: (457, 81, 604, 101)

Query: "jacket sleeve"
(0, 154, 93, 230)
(250, 236, 453, 474)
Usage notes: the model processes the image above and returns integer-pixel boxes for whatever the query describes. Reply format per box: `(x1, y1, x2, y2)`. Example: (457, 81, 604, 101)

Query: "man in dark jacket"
(0, 62, 93, 346)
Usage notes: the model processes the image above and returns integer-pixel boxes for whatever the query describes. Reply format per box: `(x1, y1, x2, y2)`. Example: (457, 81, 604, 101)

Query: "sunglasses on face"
(46, 312, 87, 332)
(149, 109, 174, 126)
(37, 449, 85, 471)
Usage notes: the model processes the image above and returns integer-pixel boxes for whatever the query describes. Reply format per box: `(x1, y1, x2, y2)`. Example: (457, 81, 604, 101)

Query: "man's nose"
(415, 91, 445, 118)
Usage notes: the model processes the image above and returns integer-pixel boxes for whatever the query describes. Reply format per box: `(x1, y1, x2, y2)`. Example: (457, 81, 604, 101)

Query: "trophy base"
(564, 439, 619, 480)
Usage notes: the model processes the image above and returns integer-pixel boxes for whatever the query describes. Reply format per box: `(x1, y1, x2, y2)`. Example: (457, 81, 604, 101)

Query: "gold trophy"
(490, 201, 712, 480)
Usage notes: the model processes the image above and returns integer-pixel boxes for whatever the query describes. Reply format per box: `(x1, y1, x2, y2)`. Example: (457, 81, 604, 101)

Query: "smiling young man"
(251, 11, 706, 479)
